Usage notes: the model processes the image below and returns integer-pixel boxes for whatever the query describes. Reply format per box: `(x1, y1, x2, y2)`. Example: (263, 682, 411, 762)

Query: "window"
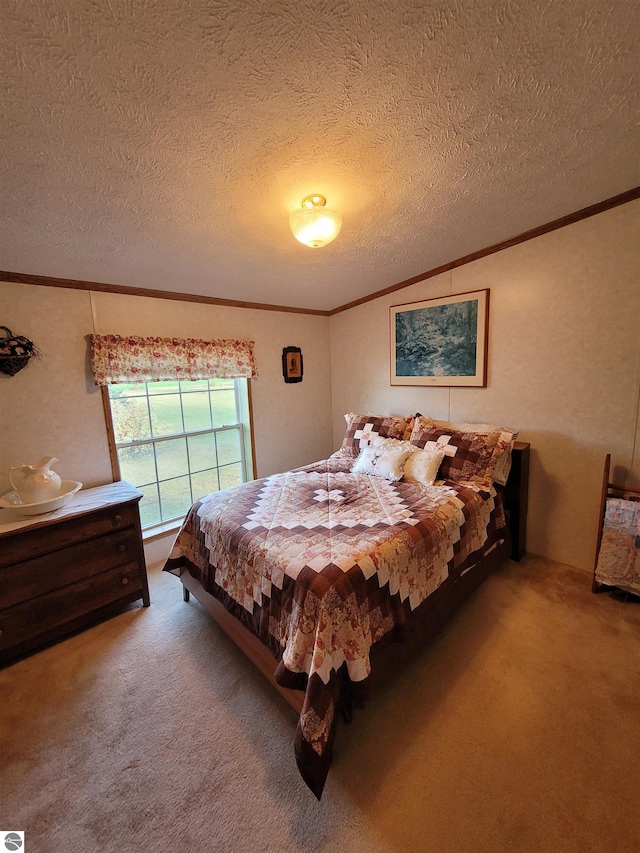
(106, 378, 251, 530)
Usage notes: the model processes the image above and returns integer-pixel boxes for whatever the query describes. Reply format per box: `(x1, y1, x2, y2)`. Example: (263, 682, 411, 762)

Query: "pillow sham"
(368, 436, 445, 486)
(351, 445, 413, 481)
(409, 415, 501, 490)
(333, 412, 415, 458)
(414, 416, 518, 485)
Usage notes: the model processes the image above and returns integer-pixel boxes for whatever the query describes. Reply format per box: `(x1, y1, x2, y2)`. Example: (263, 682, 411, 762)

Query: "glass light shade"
(289, 198, 342, 248)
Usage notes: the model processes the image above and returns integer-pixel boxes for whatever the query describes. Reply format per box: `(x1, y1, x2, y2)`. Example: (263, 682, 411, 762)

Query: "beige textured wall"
(2, 200, 638, 572)
(0, 285, 112, 492)
(329, 200, 640, 572)
(0, 283, 333, 496)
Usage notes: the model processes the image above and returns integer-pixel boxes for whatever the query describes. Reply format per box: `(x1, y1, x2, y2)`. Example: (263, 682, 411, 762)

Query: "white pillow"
(368, 436, 415, 454)
(351, 445, 413, 482)
(368, 435, 445, 486)
(403, 446, 446, 486)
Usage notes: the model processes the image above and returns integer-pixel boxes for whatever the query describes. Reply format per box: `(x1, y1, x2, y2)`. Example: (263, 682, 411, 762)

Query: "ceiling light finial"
(289, 194, 342, 248)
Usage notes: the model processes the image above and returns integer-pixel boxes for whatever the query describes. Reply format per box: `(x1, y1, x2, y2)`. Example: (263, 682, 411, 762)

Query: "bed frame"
(179, 442, 530, 714)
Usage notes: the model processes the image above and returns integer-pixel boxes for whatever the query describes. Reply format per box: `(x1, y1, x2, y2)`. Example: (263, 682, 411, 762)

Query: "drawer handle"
(114, 514, 123, 525)
(121, 577, 129, 586)
(117, 544, 126, 553)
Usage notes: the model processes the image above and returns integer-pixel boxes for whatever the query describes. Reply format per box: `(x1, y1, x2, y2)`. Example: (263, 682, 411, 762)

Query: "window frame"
(100, 378, 256, 532)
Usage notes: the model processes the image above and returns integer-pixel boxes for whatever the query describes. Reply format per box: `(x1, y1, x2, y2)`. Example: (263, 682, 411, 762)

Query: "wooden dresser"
(0, 481, 149, 667)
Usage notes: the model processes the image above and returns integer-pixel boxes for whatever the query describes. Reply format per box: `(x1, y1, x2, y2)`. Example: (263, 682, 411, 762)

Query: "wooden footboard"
(179, 569, 304, 714)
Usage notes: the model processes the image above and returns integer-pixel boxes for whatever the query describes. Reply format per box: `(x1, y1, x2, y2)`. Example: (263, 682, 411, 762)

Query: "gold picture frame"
(390, 289, 489, 386)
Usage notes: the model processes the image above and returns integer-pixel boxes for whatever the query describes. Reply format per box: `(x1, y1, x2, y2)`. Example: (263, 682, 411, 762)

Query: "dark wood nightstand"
(505, 441, 530, 561)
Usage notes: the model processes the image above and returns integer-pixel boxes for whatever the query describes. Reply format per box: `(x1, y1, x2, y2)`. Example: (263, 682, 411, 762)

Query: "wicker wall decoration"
(0, 326, 41, 376)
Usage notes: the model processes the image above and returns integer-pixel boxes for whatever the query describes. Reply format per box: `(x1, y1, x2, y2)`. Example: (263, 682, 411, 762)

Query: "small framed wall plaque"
(282, 346, 303, 383)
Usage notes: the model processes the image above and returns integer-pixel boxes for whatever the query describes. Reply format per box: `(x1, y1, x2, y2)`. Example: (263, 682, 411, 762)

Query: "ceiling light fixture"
(289, 195, 342, 248)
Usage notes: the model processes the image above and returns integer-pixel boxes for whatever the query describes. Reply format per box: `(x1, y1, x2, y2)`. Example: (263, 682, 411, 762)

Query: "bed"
(164, 413, 530, 797)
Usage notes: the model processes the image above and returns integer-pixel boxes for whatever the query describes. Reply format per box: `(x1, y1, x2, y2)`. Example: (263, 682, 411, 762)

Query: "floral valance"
(89, 334, 258, 385)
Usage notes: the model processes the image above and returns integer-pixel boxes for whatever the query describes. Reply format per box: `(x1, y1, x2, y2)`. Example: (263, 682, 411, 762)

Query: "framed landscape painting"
(390, 289, 489, 386)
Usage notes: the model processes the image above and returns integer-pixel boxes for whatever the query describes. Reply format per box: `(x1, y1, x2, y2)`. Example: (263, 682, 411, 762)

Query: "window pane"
(139, 484, 161, 527)
(149, 393, 183, 436)
(108, 383, 146, 398)
(118, 443, 156, 487)
(159, 476, 192, 521)
(187, 433, 217, 472)
(182, 392, 212, 431)
(216, 429, 242, 465)
(191, 469, 220, 500)
(109, 379, 249, 531)
(219, 462, 243, 490)
(110, 396, 151, 442)
(180, 380, 208, 393)
(156, 437, 188, 480)
(210, 388, 237, 425)
(148, 380, 179, 395)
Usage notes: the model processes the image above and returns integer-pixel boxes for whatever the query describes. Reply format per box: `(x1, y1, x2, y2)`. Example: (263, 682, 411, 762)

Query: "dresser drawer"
(0, 561, 144, 657)
(0, 502, 139, 569)
(0, 528, 142, 609)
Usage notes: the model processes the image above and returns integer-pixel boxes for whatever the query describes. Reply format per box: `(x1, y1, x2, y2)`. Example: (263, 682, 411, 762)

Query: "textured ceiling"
(1, 0, 639, 311)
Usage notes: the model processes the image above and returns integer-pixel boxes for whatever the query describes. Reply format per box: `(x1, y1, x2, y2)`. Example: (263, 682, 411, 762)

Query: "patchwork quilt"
(164, 456, 507, 797)
(595, 497, 640, 595)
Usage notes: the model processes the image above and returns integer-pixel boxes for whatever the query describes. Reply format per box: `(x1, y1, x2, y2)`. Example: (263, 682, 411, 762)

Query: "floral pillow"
(404, 446, 446, 486)
(369, 436, 445, 486)
(409, 415, 502, 490)
(351, 445, 413, 482)
(333, 413, 415, 458)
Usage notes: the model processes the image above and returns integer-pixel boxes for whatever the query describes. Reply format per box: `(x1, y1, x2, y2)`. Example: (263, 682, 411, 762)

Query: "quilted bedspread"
(164, 456, 507, 797)
(595, 497, 640, 595)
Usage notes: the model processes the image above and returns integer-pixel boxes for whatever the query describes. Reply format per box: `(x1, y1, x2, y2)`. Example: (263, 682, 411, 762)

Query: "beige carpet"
(1, 554, 638, 853)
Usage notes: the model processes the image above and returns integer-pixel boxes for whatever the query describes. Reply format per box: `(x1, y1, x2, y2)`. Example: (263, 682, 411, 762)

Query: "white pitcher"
(9, 456, 62, 504)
